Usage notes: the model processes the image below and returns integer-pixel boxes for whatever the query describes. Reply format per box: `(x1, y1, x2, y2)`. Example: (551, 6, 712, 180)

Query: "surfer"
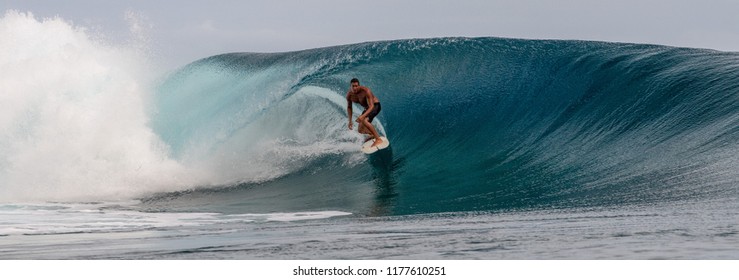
(346, 78, 383, 147)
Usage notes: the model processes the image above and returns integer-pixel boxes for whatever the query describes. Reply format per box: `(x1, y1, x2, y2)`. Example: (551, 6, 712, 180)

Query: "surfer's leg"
(359, 118, 383, 147)
(360, 103, 383, 146)
(358, 122, 373, 142)
(358, 122, 367, 134)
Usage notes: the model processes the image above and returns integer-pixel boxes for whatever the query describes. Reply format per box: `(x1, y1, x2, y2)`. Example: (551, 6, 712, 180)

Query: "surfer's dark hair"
(350, 78, 360, 84)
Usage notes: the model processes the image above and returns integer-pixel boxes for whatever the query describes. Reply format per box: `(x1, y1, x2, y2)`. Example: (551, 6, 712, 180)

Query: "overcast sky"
(3, 0, 739, 68)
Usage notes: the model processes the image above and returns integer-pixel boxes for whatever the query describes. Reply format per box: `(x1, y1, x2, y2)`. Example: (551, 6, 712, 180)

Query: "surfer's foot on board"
(371, 137, 383, 147)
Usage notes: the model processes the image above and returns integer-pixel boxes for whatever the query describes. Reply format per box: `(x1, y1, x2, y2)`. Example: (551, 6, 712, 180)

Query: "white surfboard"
(361, 136, 390, 154)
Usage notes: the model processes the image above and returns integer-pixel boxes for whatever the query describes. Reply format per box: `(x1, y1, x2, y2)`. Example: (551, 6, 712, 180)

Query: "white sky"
(3, 0, 739, 68)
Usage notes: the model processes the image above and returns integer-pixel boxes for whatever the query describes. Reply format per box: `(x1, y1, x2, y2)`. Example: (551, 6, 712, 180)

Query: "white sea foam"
(0, 11, 202, 202)
(0, 201, 352, 236)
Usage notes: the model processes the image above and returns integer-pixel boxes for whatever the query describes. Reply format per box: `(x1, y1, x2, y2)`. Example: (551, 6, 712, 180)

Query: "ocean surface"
(1, 11, 738, 259)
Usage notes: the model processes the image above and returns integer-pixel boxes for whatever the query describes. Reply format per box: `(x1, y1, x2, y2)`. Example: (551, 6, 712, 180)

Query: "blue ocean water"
(1, 12, 738, 259)
(145, 37, 739, 216)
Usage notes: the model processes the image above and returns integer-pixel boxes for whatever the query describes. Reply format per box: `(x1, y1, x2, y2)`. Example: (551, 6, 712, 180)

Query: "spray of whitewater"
(0, 11, 200, 202)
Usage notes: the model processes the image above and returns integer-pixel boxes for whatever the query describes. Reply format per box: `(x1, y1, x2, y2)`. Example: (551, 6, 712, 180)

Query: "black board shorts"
(362, 102, 381, 123)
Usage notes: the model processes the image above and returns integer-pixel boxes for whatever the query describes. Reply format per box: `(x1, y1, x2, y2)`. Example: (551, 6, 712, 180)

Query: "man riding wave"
(346, 78, 383, 147)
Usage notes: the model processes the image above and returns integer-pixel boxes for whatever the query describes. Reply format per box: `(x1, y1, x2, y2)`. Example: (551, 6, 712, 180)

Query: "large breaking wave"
(147, 37, 739, 214)
(3, 11, 738, 215)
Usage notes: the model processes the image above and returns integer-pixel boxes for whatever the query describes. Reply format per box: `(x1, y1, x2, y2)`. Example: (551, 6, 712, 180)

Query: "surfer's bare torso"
(346, 86, 379, 109)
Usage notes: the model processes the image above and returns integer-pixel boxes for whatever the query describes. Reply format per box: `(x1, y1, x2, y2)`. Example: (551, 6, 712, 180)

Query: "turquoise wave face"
(148, 38, 739, 215)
